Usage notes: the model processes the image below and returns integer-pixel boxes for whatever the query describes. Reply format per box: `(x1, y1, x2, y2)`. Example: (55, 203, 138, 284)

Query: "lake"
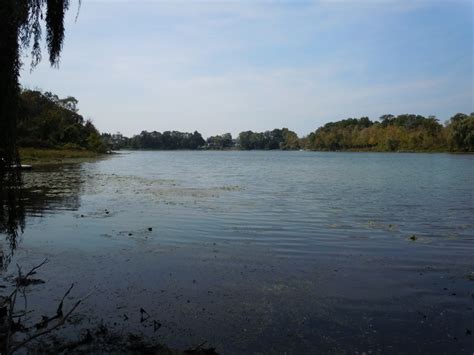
(2, 151, 474, 353)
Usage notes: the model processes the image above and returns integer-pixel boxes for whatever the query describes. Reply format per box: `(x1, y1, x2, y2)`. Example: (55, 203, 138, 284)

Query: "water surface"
(2, 151, 473, 353)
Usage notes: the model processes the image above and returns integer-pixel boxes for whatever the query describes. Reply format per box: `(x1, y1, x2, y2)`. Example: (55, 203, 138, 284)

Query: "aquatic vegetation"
(219, 185, 242, 191)
(365, 221, 398, 231)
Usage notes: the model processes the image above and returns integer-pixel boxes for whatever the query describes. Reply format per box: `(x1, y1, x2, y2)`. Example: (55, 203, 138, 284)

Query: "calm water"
(2, 151, 474, 353)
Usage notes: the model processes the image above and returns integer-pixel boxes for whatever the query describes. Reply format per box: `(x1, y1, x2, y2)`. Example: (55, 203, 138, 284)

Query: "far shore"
(118, 147, 469, 153)
(19, 147, 471, 166)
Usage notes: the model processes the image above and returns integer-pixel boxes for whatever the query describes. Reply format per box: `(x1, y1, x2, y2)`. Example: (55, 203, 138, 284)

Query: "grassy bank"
(19, 148, 104, 165)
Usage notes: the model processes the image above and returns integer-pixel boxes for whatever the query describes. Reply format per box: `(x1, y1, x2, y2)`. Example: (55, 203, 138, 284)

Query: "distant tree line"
(16, 91, 473, 153)
(18, 89, 107, 152)
(102, 113, 473, 152)
(101, 128, 302, 151)
(127, 130, 205, 150)
(237, 128, 300, 150)
(206, 133, 234, 149)
(305, 114, 473, 152)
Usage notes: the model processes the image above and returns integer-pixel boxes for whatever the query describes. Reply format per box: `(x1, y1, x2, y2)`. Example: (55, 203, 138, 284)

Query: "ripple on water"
(5, 151, 473, 353)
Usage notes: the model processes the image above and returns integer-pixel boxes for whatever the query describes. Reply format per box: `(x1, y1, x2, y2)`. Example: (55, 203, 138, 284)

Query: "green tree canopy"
(1, 0, 74, 240)
(18, 89, 106, 152)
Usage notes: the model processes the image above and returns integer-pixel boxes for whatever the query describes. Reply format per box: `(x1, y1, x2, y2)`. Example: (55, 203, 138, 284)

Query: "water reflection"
(0, 166, 25, 269)
(21, 165, 84, 214)
(0, 164, 85, 268)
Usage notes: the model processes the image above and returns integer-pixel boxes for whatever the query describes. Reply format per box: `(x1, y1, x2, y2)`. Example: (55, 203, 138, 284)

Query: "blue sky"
(20, 0, 473, 137)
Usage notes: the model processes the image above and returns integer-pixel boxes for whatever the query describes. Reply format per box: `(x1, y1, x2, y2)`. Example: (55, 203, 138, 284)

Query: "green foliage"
(17, 89, 106, 152)
(446, 113, 474, 152)
(103, 114, 474, 153)
(206, 133, 233, 149)
(238, 128, 300, 150)
(86, 132, 107, 153)
(1, 0, 73, 252)
(101, 132, 130, 150)
(303, 114, 470, 152)
(126, 130, 206, 150)
(281, 128, 300, 150)
(18, 0, 74, 68)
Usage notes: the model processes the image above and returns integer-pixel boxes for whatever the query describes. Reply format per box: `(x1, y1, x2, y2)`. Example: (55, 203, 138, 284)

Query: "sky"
(20, 0, 473, 138)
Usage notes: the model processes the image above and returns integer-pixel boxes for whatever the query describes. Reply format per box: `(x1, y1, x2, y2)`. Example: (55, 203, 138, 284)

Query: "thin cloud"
(20, 0, 473, 137)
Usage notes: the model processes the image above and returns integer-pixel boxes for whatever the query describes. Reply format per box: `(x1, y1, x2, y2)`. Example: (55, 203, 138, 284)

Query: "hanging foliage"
(0, 0, 75, 251)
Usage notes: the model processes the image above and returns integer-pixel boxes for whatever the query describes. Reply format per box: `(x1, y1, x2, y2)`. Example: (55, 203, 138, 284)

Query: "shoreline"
(19, 148, 110, 165)
(118, 148, 471, 154)
(18, 147, 472, 167)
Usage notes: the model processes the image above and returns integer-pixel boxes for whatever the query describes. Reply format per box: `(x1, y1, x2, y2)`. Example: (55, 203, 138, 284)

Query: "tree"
(122, 130, 206, 150)
(189, 131, 206, 149)
(1, 0, 74, 167)
(447, 113, 474, 152)
(237, 128, 301, 150)
(58, 96, 79, 112)
(280, 128, 299, 150)
(238, 131, 254, 150)
(17, 89, 104, 151)
(87, 132, 107, 153)
(1, 1, 73, 240)
(304, 115, 448, 152)
(206, 133, 233, 149)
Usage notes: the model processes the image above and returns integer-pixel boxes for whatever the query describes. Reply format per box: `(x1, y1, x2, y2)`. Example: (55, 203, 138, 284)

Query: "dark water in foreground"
(2, 151, 474, 353)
